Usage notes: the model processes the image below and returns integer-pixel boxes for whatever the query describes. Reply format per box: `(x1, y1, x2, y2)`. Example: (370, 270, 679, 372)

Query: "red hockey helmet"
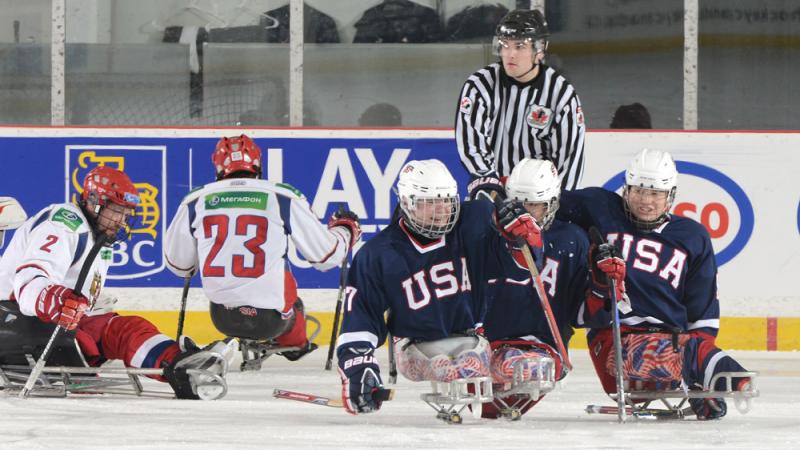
(212, 135, 262, 180)
(81, 166, 140, 210)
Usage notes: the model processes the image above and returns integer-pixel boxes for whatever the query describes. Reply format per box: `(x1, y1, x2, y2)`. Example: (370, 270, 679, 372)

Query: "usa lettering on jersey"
(607, 233, 687, 289)
(401, 257, 472, 310)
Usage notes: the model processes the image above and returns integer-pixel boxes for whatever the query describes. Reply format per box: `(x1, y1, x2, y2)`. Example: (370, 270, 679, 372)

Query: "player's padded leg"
(78, 313, 179, 374)
(476, 340, 561, 419)
(275, 298, 318, 361)
(589, 328, 688, 395)
(587, 328, 618, 395)
(683, 332, 750, 392)
(490, 339, 564, 384)
(682, 332, 750, 420)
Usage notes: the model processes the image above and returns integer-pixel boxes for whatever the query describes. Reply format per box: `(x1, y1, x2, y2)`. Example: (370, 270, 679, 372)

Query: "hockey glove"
(590, 243, 626, 301)
(328, 209, 362, 251)
(467, 173, 506, 202)
(496, 199, 542, 249)
(338, 345, 384, 415)
(35, 284, 90, 331)
(689, 397, 727, 420)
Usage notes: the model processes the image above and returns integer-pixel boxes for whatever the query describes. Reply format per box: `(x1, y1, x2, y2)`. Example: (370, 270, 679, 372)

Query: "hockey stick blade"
(586, 404, 694, 420)
(273, 388, 394, 408)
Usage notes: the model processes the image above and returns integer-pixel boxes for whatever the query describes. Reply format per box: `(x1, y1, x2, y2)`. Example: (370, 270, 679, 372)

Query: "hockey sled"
(490, 354, 558, 420)
(586, 371, 759, 420)
(238, 314, 322, 371)
(0, 352, 231, 400)
(421, 377, 494, 424)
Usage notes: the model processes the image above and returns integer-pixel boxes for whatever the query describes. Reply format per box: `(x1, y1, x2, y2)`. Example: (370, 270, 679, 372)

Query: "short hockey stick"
(20, 234, 111, 398)
(273, 387, 395, 408)
(324, 255, 349, 370)
(387, 334, 398, 384)
(589, 226, 627, 423)
(518, 245, 573, 371)
(494, 195, 572, 371)
(586, 404, 694, 420)
(176, 271, 194, 340)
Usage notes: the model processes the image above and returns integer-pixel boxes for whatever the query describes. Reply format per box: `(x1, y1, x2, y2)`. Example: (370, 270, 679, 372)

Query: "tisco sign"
(602, 161, 753, 266)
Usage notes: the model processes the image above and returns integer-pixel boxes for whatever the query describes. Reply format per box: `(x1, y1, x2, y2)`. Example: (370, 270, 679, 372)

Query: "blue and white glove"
(338, 345, 384, 415)
(467, 173, 506, 202)
(690, 397, 727, 420)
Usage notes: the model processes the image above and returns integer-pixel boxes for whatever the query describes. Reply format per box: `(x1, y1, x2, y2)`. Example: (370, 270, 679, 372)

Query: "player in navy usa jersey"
(557, 149, 752, 420)
(479, 159, 590, 419)
(336, 159, 542, 415)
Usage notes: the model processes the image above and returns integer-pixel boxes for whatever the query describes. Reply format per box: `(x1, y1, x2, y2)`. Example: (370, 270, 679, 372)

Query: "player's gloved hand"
(496, 199, 542, 249)
(467, 173, 506, 202)
(689, 397, 727, 420)
(590, 243, 626, 300)
(35, 284, 90, 330)
(328, 209, 362, 250)
(338, 345, 384, 415)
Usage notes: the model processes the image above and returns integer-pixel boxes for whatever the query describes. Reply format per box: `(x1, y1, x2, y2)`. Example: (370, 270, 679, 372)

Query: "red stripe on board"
(766, 317, 778, 351)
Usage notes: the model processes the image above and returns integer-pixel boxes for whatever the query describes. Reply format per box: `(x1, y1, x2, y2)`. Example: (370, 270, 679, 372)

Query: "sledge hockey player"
(0, 166, 227, 399)
(557, 149, 754, 420)
(164, 135, 361, 367)
(478, 159, 590, 419)
(336, 159, 542, 418)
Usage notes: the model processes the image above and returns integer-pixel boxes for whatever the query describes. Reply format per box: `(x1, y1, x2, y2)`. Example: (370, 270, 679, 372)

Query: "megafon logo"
(66, 146, 167, 279)
(602, 161, 754, 266)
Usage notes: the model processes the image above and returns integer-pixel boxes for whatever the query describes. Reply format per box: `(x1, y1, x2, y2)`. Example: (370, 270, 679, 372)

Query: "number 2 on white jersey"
(202, 214, 267, 278)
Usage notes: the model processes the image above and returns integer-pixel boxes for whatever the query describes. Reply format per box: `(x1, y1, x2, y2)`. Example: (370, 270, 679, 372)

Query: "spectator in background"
(263, 3, 340, 43)
(353, 0, 443, 43)
(445, 3, 509, 42)
(610, 103, 652, 129)
(358, 103, 403, 127)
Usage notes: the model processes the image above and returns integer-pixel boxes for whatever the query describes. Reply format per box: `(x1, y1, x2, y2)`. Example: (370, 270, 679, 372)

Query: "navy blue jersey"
(483, 219, 589, 348)
(337, 201, 507, 353)
(557, 188, 720, 338)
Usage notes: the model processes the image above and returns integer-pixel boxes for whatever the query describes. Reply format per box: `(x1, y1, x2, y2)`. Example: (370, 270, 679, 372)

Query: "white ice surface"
(1, 348, 799, 450)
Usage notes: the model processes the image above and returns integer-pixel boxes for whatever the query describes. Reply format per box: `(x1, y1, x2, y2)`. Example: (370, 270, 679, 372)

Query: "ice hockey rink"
(1, 347, 798, 449)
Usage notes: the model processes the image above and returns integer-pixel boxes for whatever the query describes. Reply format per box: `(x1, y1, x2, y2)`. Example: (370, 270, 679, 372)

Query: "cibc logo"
(602, 161, 754, 266)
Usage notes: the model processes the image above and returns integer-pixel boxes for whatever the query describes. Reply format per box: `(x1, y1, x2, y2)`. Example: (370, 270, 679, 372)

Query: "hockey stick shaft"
(20, 234, 110, 398)
(491, 193, 572, 370)
(519, 245, 573, 371)
(176, 272, 193, 340)
(273, 387, 394, 408)
(324, 257, 348, 370)
(588, 227, 626, 423)
(387, 334, 397, 384)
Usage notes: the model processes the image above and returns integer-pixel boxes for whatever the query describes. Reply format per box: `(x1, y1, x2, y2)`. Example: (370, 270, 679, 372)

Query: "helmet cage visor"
(622, 185, 676, 231)
(400, 194, 460, 239)
(521, 197, 559, 230)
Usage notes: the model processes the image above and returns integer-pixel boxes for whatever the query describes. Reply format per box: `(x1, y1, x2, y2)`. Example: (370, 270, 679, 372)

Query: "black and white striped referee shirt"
(455, 63, 586, 190)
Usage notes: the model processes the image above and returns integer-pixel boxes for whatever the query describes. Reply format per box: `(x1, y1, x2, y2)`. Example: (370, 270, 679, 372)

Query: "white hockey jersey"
(164, 178, 349, 312)
(0, 203, 110, 317)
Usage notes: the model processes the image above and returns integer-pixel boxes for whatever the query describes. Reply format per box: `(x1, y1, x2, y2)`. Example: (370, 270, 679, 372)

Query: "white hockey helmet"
(396, 159, 461, 239)
(505, 158, 561, 230)
(623, 149, 678, 230)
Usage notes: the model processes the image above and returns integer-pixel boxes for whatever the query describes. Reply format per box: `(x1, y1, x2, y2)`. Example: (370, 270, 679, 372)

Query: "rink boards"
(0, 127, 798, 350)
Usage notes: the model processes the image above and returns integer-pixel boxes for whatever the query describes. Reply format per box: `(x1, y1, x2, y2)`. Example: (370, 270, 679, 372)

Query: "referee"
(455, 9, 586, 199)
